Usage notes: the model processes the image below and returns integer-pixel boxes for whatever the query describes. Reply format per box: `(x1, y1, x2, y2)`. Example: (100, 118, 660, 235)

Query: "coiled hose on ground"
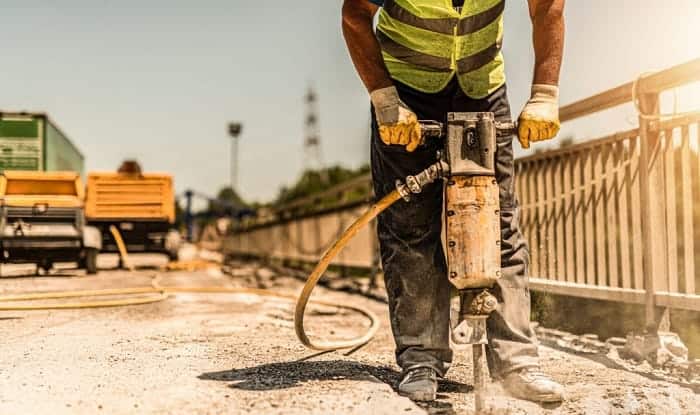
(293, 189, 402, 351)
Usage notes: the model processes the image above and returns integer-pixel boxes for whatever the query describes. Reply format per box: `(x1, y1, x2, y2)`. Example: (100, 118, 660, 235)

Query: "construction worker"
(342, 0, 565, 403)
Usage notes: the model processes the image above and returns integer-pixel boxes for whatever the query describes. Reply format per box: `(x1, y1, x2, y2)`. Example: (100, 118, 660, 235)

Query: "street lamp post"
(227, 122, 242, 192)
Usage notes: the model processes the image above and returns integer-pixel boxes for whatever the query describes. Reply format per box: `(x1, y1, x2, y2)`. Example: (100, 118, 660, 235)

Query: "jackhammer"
(294, 112, 517, 413)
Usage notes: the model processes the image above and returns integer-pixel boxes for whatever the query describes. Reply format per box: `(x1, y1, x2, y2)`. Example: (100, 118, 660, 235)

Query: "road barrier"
(225, 59, 700, 328)
(226, 201, 377, 269)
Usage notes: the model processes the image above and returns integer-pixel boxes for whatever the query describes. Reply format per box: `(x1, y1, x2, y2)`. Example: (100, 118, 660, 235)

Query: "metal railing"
(225, 59, 700, 321)
(520, 114, 700, 312)
(520, 58, 700, 326)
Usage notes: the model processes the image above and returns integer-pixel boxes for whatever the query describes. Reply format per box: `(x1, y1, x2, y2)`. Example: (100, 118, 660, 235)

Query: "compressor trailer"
(85, 167, 181, 261)
(0, 171, 101, 273)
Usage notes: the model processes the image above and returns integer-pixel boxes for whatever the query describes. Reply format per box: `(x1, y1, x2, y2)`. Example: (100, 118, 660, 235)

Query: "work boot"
(502, 368, 565, 403)
(397, 367, 438, 402)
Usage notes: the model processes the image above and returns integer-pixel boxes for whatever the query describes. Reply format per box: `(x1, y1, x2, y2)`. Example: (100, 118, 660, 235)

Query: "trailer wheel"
(39, 259, 53, 274)
(167, 250, 179, 262)
(85, 248, 99, 274)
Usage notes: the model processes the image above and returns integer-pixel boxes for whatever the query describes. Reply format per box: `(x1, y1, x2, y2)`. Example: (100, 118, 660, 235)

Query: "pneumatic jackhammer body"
(396, 112, 517, 413)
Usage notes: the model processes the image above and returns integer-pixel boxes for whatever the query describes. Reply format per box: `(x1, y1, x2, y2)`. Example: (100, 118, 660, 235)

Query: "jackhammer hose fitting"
(395, 160, 450, 201)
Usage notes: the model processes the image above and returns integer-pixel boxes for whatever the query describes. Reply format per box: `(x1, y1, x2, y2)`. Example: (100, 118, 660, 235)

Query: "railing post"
(638, 91, 669, 332)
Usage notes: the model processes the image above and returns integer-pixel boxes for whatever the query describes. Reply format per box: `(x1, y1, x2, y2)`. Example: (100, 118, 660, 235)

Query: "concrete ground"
(1, 255, 699, 415)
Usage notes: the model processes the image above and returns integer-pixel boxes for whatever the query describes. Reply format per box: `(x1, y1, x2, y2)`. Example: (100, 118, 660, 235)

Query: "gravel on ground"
(1, 256, 699, 414)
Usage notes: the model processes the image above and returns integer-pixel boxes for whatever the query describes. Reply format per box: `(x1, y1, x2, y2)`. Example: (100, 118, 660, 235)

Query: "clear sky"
(1, 1, 698, 204)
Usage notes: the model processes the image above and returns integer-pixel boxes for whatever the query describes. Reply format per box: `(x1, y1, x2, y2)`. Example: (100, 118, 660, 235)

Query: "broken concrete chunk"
(255, 268, 277, 280)
(660, 332, 689, 361)
(622, 332, 689, 367)
(606, 337, 627, 347)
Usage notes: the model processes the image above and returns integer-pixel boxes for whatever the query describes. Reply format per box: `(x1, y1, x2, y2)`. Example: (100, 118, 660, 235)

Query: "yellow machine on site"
(85, 161, 181, 263)
(0, 171, 102, 274)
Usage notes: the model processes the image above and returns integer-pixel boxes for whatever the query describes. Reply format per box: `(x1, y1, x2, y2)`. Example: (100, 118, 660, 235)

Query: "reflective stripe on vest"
(377, 31, 452, 72)
(456, 39, 501, 73)
(377, 0, 506, 98)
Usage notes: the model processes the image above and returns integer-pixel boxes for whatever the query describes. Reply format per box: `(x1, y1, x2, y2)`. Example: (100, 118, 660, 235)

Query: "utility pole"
(304, 87, 325, 177)
(184, 190, 194, 242)
(227, 122, 243, 192)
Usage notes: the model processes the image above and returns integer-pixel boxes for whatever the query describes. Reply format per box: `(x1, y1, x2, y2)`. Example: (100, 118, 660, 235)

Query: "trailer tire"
(165, 230, 182, 261)
(39, 261, 53, 275)
(85, 248, 99, 275)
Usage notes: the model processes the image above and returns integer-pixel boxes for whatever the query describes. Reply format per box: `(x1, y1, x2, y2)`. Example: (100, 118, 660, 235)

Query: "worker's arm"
(342, 0, 421, 152)
(341, 0, 391, 92)
(529, 0, 565, 85)
(517, 0, 565, 148)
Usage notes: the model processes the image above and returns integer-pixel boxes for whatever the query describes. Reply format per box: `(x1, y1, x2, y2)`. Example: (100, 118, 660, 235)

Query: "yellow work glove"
(517, 84, 560, 149)
(370, 86, 422, 152)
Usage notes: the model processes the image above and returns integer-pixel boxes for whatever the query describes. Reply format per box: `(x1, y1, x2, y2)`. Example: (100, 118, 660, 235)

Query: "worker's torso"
(376, 0, 506, 99)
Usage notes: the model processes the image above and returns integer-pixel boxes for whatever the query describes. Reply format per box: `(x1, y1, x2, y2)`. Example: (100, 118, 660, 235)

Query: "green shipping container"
(0, 112, 84, 174)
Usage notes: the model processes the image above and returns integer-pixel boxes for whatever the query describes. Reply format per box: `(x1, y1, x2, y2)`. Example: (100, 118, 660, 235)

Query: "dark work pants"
(370, 79, 539, 378)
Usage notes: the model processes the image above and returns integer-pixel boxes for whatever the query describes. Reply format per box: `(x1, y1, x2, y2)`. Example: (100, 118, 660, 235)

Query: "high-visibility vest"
(377, 0, 506, 98)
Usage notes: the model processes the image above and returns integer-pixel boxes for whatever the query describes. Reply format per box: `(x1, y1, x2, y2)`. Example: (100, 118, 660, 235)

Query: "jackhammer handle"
(419, 120, 518, 141)
(419, 120, 445, 141)
(495, 120, 518, 137)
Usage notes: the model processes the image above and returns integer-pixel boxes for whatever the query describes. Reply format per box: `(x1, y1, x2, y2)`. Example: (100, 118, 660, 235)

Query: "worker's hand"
(370, 86, 422, 152)
(517, 84, 560, 149)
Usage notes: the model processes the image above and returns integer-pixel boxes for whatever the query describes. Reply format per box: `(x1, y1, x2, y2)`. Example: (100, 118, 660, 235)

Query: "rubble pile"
(533, 323, 700, 389)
